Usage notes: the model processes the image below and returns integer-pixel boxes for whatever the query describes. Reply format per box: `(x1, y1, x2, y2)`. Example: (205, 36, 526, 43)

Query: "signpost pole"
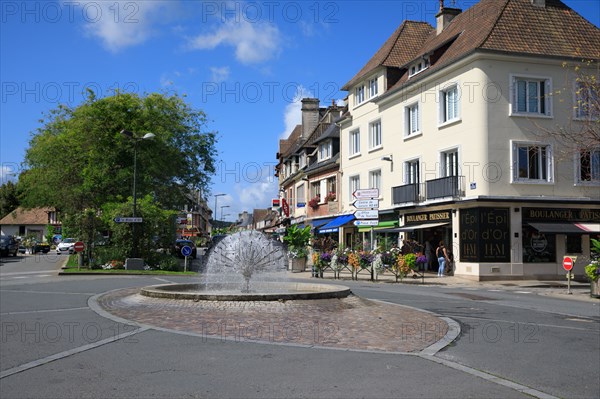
(563, 256, 577, 295)
(370, 226, 374, 281)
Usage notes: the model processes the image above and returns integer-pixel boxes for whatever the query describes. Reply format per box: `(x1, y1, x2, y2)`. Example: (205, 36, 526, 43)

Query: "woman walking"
(436, 241, 449, 277)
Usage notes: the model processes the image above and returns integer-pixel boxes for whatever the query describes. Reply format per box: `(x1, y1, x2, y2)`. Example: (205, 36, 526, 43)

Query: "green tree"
(19, 90, 218, 213)
(0, 181, 20, 219)
(99, 195, 177, 266)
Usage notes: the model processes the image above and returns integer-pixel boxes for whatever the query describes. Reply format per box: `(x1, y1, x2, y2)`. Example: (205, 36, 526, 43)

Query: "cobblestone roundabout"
(96, 288, 449, 353)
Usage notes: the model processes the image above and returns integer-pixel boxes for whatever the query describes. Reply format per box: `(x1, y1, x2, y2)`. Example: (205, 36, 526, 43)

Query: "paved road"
(1, 255, 598, 398)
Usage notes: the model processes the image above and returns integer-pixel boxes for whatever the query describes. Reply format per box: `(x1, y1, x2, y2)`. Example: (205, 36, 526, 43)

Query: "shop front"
(397, 209, 453, 272)
(454, 204, 599, 280)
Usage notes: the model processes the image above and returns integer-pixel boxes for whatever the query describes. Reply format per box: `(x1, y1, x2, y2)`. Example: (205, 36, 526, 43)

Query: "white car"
(56, 238, 76, 254)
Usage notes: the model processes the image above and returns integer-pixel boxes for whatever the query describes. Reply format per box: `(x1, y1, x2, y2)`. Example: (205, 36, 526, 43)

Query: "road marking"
(1, 307, 90, 316)
(0, 327, 148, 379)
(514, 291, 532, 294)
(421, 355, 559, 399)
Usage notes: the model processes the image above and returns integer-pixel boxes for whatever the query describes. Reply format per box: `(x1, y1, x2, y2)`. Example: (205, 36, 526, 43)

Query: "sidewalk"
(288, 268, 599, 303)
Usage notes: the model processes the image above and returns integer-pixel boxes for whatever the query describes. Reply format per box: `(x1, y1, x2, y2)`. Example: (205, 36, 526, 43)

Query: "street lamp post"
(120, 130, 155, 261)
(220, 205, 230, 222)
(213, 193, 225, 226)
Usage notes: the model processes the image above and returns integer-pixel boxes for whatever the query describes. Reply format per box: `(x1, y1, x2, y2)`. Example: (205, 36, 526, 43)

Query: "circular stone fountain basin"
(140, 282, 351, 301)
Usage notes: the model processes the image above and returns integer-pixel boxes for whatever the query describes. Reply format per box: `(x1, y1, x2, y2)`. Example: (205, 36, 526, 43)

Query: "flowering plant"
(380, 251, 397, 265)
(416, 255, 427, 264)
(320, 252, 332, 263)
(308, 196, 320, 209)
(325, 192, 336, 202)
(373, 254, 386, 275)
(357, 251, 374, 269)
(585, 238, 600, 282)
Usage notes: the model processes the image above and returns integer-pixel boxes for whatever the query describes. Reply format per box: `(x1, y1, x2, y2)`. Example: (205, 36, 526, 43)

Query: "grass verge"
(62, 255, 197, 275)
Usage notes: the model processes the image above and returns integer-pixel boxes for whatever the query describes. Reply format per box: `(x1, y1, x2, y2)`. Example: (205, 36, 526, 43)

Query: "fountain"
(96, 230, 450, 353)
(141, 230, 351, 301)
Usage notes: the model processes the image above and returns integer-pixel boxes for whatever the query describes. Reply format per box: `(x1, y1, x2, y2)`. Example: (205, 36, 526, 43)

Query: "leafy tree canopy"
(0, 181, 20, 219)
(19, 90, 218, 213)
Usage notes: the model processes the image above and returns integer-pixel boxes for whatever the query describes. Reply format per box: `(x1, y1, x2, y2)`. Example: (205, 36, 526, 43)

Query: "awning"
(358, 220, 398, 233)
(396, 221, 450, 232)
(529, 222, 600, 233)
(318, 214, 356, 234)
(311, 217, 336, 229)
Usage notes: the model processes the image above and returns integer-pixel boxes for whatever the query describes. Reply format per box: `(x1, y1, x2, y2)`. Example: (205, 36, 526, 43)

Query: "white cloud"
(280, 85, 314, 139)
(210, 66, 230, 83)
(188, 20, 281, 64)
(0, 164, 19, 183)
(75, 1, 169, 52)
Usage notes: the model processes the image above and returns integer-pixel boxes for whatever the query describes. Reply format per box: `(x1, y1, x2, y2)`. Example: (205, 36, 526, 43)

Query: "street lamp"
(120, 129, 155, 260)
(220, 205, 230, 222)
(213, 193, 226, 224)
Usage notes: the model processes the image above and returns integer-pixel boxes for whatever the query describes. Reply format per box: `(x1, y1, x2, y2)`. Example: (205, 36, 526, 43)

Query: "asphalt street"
(0, 254, 598, 398)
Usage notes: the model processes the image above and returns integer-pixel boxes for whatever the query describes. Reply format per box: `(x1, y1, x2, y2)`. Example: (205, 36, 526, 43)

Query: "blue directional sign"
(181, 245, 192, 257)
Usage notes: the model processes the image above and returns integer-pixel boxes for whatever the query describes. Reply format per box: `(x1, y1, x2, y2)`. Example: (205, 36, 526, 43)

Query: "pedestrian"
(424, 239, 433, 272)
(436, 241, 449, 277)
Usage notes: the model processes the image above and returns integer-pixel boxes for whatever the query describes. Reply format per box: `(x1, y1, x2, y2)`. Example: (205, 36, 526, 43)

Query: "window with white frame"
(349, 175, 360, 201)
(318, 140, 332, 161)
(349, 129, 360, 156)
(311, 181, 321, 199)
(512, 142, 553, 182)
(327, 177, 336, 198)
(369, 120, 382, 149)
(369, 78, 378, 98)
(299, 152, 307, 169)
(355, 85, 365, 105)
(441, 149, 459, 177)
(408, 57, 429, 78)
(369, 169, 381, 192)
(575, 80, 600, 120)
(405, 103, 420, 136)
(296, 183, 305, 206)
(440, 85, 459, 123)
(404, 159, 420, 185)
(577, 147, 600, 183)
(511, 76, 551, 116)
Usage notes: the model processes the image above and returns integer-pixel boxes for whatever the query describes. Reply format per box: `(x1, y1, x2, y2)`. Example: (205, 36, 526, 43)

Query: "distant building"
(0, 207, 61, 242)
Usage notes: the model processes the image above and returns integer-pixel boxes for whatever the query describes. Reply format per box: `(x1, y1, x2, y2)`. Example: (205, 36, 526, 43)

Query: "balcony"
(392, 176, 465, 205)
(426, 175, 464, 200)
(392, 183, 421, 205)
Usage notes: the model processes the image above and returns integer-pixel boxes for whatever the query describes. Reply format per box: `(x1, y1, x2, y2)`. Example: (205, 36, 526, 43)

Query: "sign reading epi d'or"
(404, 210, 452, 225)
(460, 208, 510, 263)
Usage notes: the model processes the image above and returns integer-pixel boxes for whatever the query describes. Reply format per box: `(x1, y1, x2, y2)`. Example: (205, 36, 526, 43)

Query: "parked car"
(174, 239, 197, 259)
(33, 241, 51, 254)
(18, 245, 26, 254)
(0, 235, 19, 257)
(56, 238, 77, 255)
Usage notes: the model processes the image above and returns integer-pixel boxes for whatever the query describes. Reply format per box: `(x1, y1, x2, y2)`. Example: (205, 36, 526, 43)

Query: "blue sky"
(1, 0, 599, 221)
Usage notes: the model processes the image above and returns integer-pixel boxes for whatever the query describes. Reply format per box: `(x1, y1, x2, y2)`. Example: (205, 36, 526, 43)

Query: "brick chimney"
(301, 98, 320, 139)
(436, 0, 461, 35)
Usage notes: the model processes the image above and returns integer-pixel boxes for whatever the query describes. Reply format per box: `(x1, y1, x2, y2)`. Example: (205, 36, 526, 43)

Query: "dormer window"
(408, 57, 430, 78)
(318, 140, 332, 161)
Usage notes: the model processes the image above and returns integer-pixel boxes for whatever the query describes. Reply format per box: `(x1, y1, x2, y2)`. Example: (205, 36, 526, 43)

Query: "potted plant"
(308, 196, 320, 209)
(283, 225, 311, 272)
(325, 192, 336, 202)
(585, 238, 600, 298)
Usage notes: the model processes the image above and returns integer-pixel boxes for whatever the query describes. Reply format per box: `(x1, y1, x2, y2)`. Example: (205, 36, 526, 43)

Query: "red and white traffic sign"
(563, 256, 573, 271)
(74, 241, 85, 253)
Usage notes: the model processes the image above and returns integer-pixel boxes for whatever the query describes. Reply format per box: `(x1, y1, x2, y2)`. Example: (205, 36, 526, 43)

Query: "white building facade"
(338, 0, 600, 280)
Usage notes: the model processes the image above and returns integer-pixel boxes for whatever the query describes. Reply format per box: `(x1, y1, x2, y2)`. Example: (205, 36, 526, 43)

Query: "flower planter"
(291, 257, 306, 273)
(591, 280, 600, 298)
